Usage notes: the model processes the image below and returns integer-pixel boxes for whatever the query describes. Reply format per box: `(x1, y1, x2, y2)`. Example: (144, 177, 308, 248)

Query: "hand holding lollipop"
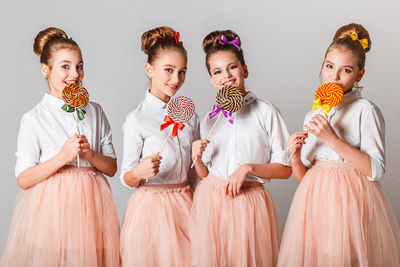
(159, 96, 195, 154)
(61, 83, 89, 167)
(191, 86, 244, 168)
(287, 83, 343, 163)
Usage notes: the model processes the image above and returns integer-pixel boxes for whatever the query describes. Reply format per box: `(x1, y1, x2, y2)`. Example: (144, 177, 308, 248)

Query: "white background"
(1, 0, 399, 254)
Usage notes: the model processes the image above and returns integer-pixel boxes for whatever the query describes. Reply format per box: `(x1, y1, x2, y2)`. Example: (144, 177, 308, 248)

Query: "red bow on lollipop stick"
(160, 116, 185, 137)
(159, 96, 195, 154)
(174, 32, 183, 46)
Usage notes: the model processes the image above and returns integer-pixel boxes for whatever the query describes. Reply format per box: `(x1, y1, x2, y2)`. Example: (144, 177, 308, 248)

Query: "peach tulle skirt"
(0, 166, 120, 267)
(190, 174, 282, 267)
(120, 182, 193, 267)
(278, 161, 400, 267)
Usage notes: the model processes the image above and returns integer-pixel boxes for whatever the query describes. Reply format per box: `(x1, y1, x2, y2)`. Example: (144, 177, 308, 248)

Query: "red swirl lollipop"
(167, 96, 195, 123)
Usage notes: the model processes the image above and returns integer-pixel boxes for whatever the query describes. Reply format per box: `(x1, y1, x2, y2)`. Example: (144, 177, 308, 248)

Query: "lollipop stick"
(75, 111, 80, 168)
(287, 149, 296, 164)
(159, 128, 173, 155)
(191, 112, 222, 168)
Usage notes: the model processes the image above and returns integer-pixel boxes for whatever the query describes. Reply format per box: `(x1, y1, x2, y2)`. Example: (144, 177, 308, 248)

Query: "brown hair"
(324, 23, 371, 70)
(141, 26, 187, 64)
(33, 27, 81, 68)
(203, 30, 245, 75)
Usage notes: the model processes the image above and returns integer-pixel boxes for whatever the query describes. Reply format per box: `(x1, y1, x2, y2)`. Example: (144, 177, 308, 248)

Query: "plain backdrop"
(1, 0, 399, 255)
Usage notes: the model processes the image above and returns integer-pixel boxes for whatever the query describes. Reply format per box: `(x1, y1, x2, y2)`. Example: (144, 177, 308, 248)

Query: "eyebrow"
(60, 60, 83, 64)
(163, 64, 187, 70)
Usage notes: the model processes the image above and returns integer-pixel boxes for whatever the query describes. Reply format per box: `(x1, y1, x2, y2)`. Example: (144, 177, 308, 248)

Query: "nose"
(70, 67, 79, 78)
(332, 69, 340, 82)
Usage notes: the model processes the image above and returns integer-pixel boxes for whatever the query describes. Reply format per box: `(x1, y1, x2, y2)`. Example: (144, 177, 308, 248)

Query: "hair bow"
(350, 32, 368, 50)
(174, 32, 183, 46)
(219, 35, 241, 51)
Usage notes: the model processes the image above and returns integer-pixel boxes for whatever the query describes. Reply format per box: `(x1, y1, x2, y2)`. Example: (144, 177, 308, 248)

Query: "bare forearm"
(123, 169, 142, 188)
(328, 137, 372, 177)
(194, 160, 209, 179)
(88, 151, 117, 177)
(290, 156, 308, 182)
(17, 154, 66, 190)
(245, 163, 292, 180)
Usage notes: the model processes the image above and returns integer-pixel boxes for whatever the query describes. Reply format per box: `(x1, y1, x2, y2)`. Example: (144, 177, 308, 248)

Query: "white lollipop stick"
(159, 128, 173, 155)
(75, 111, 80, 168)
(191, 112, 222, 168)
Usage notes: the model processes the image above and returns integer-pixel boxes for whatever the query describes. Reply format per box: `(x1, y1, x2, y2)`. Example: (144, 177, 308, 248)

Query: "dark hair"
(141, 26, 187, 64)
(33, 27, 81, 68)
(324, 23, 371, 70)
(202, 30, 245, 74)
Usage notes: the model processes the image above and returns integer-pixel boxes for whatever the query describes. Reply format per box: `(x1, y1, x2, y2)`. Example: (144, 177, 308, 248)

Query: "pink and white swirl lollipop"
(159, 96, 195, 153)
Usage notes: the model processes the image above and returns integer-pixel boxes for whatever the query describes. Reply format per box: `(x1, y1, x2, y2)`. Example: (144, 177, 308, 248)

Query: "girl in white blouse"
(119, 26, 199, 267)
(278, 23, 400, 267)
(1, 27, 119, 266)
(191, 30, 292, 267)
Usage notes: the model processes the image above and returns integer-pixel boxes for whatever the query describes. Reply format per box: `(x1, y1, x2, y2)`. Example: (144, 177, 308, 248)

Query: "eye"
(213, 70, 221, 75)
(342, 68, 352, 73)
(326, 64, 333, 69)
(229, 65, 237, 70)
(77, 64, 84, 70)
(165, 68, 173, 73)
(61, 64, 69, 69)
(179, 70, 186, 75)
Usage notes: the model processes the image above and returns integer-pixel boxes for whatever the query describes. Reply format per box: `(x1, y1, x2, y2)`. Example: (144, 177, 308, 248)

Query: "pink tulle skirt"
(278, 161, 400, 267)
(0, 166, 120, 267)
(120, 182, 193, 267)
(190, 174, 282, 267)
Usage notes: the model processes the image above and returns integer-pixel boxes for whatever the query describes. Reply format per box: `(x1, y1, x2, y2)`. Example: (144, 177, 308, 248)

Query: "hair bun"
(202, 30, 241, 54)
(333, 23, 371, 53)
(33, 27, 67, 57)
(141, 26, 177, 55)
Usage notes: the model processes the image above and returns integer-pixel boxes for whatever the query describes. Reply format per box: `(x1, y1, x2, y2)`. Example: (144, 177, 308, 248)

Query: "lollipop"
(61, 83, 90, 167)
(312, 83, 343, 118)
(159, 96, 195, 154)
(287, 83, 343, 163)
(191, 86, 244, 168)
(61, 83, 89, 120)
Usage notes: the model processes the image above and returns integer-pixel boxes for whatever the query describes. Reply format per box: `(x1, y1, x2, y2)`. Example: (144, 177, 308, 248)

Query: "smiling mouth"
(223, 80, 236, 86)
(167, 84, 178, 90)
(64, 80, 78, 86)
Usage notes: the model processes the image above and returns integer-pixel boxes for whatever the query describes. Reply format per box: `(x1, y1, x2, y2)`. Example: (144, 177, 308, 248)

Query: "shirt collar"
(335, 88, 361, 111)
(243, 91, 257, 106)
(42, 92, 65, 109)
(145, 90, 168, 109)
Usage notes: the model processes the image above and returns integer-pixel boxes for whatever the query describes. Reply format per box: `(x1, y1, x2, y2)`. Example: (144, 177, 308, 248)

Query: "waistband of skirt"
(203, 173, 263, 189)
(137, 181, 190, 192)
(55, 165, 99, 175)
(312, 160, 356, 171)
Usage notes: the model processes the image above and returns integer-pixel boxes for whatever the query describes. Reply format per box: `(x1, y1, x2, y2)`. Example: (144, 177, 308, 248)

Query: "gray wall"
(1, 0, 399, 254)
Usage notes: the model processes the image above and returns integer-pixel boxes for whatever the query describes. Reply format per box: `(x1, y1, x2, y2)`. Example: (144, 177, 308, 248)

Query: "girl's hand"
(192, 139, 210, 162)
(288, 131, 308, 161)
(78, 135, 94, 161)
(225, 164, 251, 198)
(132, 153, 162, 180)
(57, 134, 80, 164)
(304, 114, 338, 146)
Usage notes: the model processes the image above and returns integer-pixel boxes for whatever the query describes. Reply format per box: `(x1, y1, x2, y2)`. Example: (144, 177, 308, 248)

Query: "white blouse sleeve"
(120, 113, 144, 188)
(15, 113, 40, 177)
(361, 105, 385, 181)
(99, 107, 116, 159)
(266, 106, 290, 166)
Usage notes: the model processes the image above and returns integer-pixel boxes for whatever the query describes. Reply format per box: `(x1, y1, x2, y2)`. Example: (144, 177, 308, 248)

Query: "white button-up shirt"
(15, 93, 116, 177)
(301, 89, 385, 181)
(201, 91, 290, 182)
(120, 91, 200, 187)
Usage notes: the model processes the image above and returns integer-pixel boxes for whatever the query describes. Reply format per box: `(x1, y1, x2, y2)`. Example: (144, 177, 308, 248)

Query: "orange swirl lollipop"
(61, 83, 89, 120)
(61, 83, 90, 167)
(312, 83, 343, 118)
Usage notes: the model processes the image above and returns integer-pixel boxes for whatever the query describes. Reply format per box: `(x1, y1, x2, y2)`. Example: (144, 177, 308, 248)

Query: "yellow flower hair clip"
(350, 32, 368, 50)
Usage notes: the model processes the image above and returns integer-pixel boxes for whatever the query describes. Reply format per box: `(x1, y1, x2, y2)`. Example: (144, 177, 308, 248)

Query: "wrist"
(241, 164, 252, 176)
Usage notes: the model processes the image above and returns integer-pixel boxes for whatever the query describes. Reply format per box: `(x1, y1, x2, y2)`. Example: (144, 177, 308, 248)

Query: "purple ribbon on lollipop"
(209, 105, 234, 124)
(219, 35, 241, 51)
